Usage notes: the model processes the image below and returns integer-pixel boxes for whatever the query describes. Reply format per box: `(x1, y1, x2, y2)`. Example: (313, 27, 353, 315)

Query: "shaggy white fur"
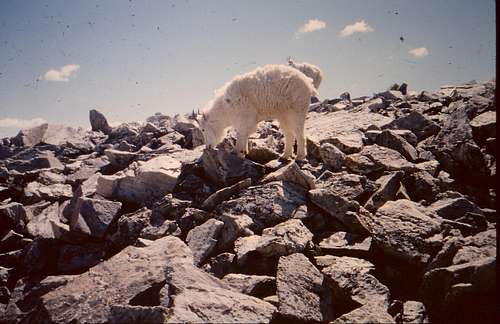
(287, 58, 323, 90)
(198, 64, 318, 160)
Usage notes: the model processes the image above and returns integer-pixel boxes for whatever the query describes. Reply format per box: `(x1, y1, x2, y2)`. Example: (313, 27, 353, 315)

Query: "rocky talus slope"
(0, 80, 496, 323)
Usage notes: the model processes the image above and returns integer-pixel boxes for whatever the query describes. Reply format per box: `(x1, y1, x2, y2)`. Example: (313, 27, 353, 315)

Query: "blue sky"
(0, 0, 495, 137)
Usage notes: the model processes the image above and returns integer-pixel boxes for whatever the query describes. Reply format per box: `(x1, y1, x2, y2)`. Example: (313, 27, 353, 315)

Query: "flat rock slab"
(319, 232, 372, 257)
(186, 218, 224, 266)
(363, 199, 443, 265)
(332, 303, 396, 324)
(277, 253, 330, 322)
(222, 273, 276, 298)
(345, 144, 416, 174)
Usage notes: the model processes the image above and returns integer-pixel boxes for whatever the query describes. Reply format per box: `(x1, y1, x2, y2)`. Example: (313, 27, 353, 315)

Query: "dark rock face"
(0, 81, 496, 323)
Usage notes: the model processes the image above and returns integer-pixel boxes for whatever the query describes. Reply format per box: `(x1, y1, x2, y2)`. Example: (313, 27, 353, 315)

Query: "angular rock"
(364, 171, 404, 212)
(330, 133, 364, 154)
(216, 181, 306, 231)
(452, 229, 496, 265)
(186, 218, 224, 266)
(104, 149, 137, 169)
(202, 252, 236, 278)
(24, 182, 73, 203)
(262, 161, 315, 190)
(222, 273, 276, 298)
(470, 111, 496, 144)
(375, 129, 418, 162)
(201, 148, 265, 188)
(332, 303, 396, 324)
(319, 143, 346, 170)
(12, 123, 49, 147)
(216, 213, 254, 251)
(108, 305, 167, 324)
(70, 197, 122, 238)
(6, 152, 64, 173)
(402, 301, 429, 323)
(258, 219, 313, 257)
(322, 257, 390, 309)
(383, 111, 440, 141)
(201, 178, 252, 211)
(427, 195, 483, 220)
(363, 199, 443, 265)
(345, 144, 416, 174)
(315, 171, 378, 202)
(0, 203, 28, 235)
(26, 202, 69, 239)
(319, 232, 372, 258)
(403, 171, 441, 203)
(247, 137, 280, 164)
(277, 253, 331, 322)
(89, 109, 112, 134)
(97, 155, 181, 204)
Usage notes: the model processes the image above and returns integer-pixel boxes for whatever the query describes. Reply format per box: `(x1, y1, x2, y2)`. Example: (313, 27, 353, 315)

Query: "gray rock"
(12, 123, 49, 146)
(247, 137, 280, 164)
(402, 301, 429, 323)
(330, 133, 364, 154)
(427, 195, 483, 220)
(201, 148, 265, 188)
(315, 171, 378, 202)
(104, 149, 137, 169)
(201, 178, 252, 211)
(332, 303, 396, 324)
(6, 152, 64, 173)
(202, 252, 236, 278)
(403, 171, 441, 203)
(319, 232, 372, 258)
(57, 243, 106, 274)
(375, 129, 418, 162)
(97, 155, 181, 204)
(216, 213, 254, 251)
(186, 218, 224, 266)
(322, 256, 390, 309)
(452, 229, 495, 265)
(469, 110, 496, 144)
(262, 161, 316, 190)
(363, 199, 443, 265)
(314, 255, 375, 273)
(24, 182, 73, 203)
(108, 305, 167, 324)
(383, 111, 440, 141)
(0, 203, 28, 235)
(319, 143, 346, 170)
(377, 90, 405, 101)
(415, 160, 440, 177)
(365, 171, 404, 212)
(345, 144, 416, 174)
(89, 109, 112, 134)
(216, 181, 307, 231)
(222, 273, 276, 298)
(277, 253, 331, 322)
(70, 197, 122, 238)
(26, 202, 69, 239)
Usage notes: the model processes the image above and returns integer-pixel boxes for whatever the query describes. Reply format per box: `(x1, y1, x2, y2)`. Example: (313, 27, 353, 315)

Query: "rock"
(375, 129, 418, 162)
(319, 143, 346, 170)
(6, 152, 64, 173)
(402, 301, 429, 323)
(345, 144, 416, 174)
(0, 203, 28, 235)
(309, 188, 369, 234)
(319, 232, 372, 258)
(322, 257, 390, 310)
(89, 109, 112, 134)
(452, 229, 495, 265)
(97, 155, 181, 204)
(420, 257, 496, 323)
(201, 178, 252, 211)
(425, 103, 489, 181)
(57, 243, 106, 274)
(315, 171, 378, 202)
(247, 137, 280, 164)
(202, 252, 236, 278)
(222, 274, 276, 298)
(24, 182, 73, 203)
(364, 171, 404, 212)
(108, 305, 167, 324)
(262, 161, 315, 190)
(201, 148, 265, 188)
(415, 160, 440, 177)
(305, 110, 393, 152)
(427, 195, 483, 220)
(12, 123, 49, 146)
(186, 218, 224, 266)
(257, 219, 313, 257)
(363, 199, 443, 265)
(215, 213, 254, 251)
(216, 181, 306, 231)
(383, 111, 440, 141)
(403, 171, 441, 203)
(330, 133, 364, 154)
(69, 197, 121, 238)
(314, 255, 375, 272)
(0, 230, 31, 253)
(469, 110, 496, 144)
(377, 90, 405, 101)
(276, 253, 331, 322)
(365, 97, 388, 112)
(233, 235, 264, 266)
(104, 149, 137, 169)
(26, 202, 68, 239)
(332, 303, 396, 324)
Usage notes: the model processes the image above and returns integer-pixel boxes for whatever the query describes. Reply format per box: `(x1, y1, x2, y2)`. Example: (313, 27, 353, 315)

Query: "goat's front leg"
(234, 122, 256, 158)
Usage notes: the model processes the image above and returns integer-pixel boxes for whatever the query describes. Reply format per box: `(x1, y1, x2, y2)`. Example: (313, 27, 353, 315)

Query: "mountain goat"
(198, 64, 318, 160)
(287, 58, 323, 90)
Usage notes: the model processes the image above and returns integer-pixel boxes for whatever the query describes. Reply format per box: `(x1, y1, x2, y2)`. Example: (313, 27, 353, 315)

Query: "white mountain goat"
(197, 64, 318, 160)
(287, 58, 323, 90)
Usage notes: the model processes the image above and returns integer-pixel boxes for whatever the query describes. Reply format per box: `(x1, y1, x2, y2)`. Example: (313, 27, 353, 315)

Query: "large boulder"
(96, 155, 181, 204)
(186, 218, 224, 266)
(70, 197, 122, 238)
(89, 109, 112, 135)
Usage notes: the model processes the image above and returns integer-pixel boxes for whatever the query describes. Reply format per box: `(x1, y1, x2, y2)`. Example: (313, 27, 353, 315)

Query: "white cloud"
(409, 47, 429, 57)
(295, 19, 326, 38)
(0, 117, 47, 129)
(339, 20, 374, 37)
(44, 64, 80, 82)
